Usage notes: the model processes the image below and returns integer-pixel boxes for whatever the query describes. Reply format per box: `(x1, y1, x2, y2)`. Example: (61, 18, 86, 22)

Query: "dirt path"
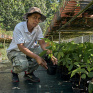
(0, 60, 12, 71)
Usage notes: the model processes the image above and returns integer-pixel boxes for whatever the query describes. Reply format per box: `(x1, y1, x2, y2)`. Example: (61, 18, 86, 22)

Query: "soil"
(0, 60, 12, 71)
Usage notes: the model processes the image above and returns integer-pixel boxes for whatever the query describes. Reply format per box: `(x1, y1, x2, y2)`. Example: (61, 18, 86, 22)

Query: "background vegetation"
(0, 0, 62, 60)
(0, 0, 61, 32)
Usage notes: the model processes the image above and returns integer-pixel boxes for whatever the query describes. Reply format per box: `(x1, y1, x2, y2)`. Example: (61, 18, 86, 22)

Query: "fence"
(60, 34, 93, 43)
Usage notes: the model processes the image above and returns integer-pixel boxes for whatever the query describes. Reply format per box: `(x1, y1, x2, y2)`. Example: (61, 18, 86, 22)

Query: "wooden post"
(81, 36, 83, 43)
(4, 35, 6, 60)
(51, 35, 53, 41)
(59, 31, 61, 44)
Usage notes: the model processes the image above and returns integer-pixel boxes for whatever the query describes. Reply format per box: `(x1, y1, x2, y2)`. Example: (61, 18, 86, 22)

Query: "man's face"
(27, 13, 41, 28)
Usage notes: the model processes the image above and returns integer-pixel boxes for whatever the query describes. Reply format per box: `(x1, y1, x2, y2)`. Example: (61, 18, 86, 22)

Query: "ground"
(0, 60, 73, 93)
(0, 60, 12, 71)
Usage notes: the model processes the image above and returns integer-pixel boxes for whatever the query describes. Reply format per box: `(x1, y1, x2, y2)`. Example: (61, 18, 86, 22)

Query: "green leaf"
(88, 81, 93, 93)
(71, 68, 88, 78)
(58, 59, 63, 63)
(88, 72, 93, 78)
(91, 54, 93, 56)
(58, 52, 61, 60)
(54, 52, 58, 57)
(68, 64, 73, 71)
(58, 52, 64, 58)
(48, 53, 53, 58)
(71, 68, 80, 77)
(87, 66, 91, 72)
(63, 61, 66, 66)
(90, 67, 93, 72)
(81, 74, 86, 79)
(74, 62, 80, 67)
(39, 50, 47, 57)
(56, 46, 59, 50)
(78, 68, 88, 74)
(87, 59, 91, 63)
(46, 46, 52, 50)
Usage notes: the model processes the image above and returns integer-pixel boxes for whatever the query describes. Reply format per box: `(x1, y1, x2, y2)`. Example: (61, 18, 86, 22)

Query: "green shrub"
(41, 38, 93, 93)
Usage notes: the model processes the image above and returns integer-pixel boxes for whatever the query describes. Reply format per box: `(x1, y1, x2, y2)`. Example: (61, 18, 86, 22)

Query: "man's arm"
(17, 43, 48, 69)
(38, 39, 58, 65)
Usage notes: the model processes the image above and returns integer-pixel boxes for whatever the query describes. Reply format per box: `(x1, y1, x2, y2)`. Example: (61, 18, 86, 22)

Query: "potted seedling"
(40, 39, 93, 93)
(39, 39, 58, 75)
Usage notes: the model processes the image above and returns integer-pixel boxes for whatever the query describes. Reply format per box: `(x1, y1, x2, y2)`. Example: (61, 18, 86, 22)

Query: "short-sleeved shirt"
(6, 21, 44, 53)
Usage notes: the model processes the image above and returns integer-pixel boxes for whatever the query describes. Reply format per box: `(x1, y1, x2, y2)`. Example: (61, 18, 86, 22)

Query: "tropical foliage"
(0, 0, 59, 32)
(43, 39, 93, 93)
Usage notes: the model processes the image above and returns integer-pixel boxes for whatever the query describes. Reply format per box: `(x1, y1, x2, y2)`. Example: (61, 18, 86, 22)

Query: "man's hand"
(50, 55, 58, 65)
(35, 56, 48, 69)
(38, 40, 58, 65)
(46, 49, 58, 65)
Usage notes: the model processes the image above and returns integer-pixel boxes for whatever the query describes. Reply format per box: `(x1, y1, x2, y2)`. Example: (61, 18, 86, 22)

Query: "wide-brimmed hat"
(23, 7, 46, 22)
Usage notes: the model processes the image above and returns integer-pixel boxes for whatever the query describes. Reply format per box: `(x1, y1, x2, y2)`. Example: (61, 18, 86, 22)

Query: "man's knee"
(11, 55, 29, 73)
(13, 65, 28, 73)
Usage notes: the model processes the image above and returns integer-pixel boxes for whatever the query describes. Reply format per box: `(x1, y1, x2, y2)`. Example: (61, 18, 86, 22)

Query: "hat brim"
(23, 12, 46, 22)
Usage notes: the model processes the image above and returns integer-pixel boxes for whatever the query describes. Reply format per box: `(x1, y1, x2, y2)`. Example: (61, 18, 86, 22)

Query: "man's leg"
(24, 46, 44, 82)
(7, 50, 29, 82)
(7, 50, 29, 73)
(28, 46, 43, 73)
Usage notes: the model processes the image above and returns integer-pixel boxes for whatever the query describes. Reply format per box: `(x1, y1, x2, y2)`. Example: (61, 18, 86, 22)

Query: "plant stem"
(79, 73, 81, 86)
